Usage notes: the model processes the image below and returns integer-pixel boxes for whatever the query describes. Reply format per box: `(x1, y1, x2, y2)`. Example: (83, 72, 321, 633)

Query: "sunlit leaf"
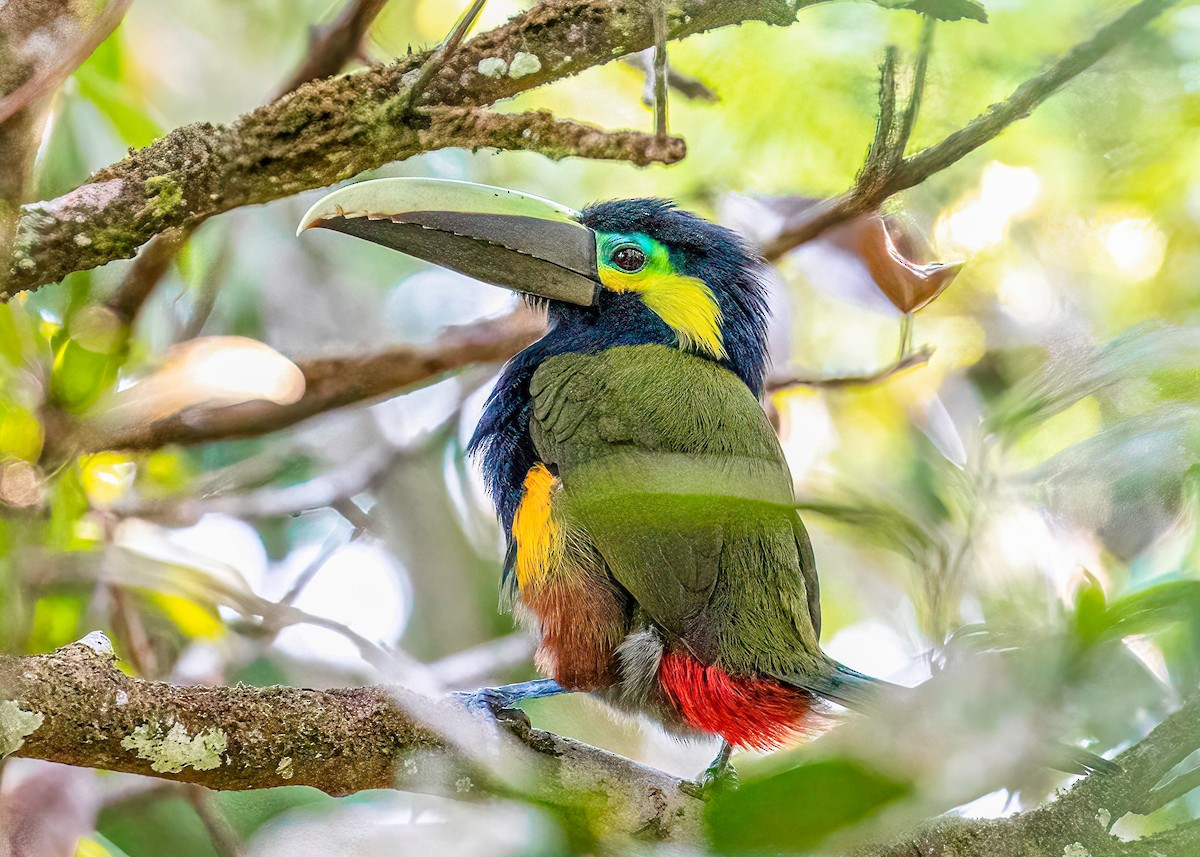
(101, 336, 306, 424)
(0, 303, 24, 365)
(1097, 580, 1200, 643)
(708, 758, 912, 853)
(0, 402, 44, 461)
(76, 834, 133, 857)
(49, 306, 127, 413)
(75, 67, 164, 149)
(1071, 570, 1109, 645)
(80, 452, 137, 508)
(148, 592, 225, 639)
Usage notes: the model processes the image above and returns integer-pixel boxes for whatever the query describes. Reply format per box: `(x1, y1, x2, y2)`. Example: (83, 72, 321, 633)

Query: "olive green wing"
(528, 344, 821, 647)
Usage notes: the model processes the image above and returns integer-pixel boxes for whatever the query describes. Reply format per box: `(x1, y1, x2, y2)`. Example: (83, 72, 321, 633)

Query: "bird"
(297, 177, 1114, 787)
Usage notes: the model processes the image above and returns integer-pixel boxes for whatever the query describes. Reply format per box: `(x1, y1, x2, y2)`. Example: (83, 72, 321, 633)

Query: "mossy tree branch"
(3, 0, 811, 297)
(0, 636, 703, 844)
(5, 636, 1200, 854)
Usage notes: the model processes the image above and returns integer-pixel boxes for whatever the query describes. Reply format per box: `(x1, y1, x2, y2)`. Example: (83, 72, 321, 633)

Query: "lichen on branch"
(3, 0, 805, 297)
(0, 635, 704, 842)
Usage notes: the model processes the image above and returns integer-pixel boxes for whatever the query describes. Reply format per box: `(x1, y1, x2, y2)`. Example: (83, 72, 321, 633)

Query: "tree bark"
(5, 636, 1200, 854)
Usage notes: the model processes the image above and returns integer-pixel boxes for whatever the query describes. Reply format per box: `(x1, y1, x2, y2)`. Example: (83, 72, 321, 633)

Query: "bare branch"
(5, 0, 808, 297)
(765, 346, 933, 393)
(46, 308, 547, 456)
(403, 0, 489, 114)
(762, 0, 1178, 261)
(652, 1, 670, 139)
(274, 0, 391, 98)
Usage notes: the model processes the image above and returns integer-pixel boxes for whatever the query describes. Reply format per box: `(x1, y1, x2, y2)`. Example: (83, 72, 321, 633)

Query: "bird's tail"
(783, 660, 903, 712)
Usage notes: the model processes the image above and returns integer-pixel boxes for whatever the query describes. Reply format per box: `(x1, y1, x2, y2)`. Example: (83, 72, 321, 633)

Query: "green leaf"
(1099, 580, 1200, 642)
(707, 758, 911, 854)
(72, 23, 164, 149)
(49, 306, 127, 413)
(75, 68, 164, 149)
(870, 0, 987, 22)
(1072, 571, 1109, 645)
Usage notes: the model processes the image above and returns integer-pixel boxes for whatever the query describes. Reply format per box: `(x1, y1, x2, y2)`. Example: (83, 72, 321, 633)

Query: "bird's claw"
(680, 753, 739, 799)
(452, 687, 532, 737)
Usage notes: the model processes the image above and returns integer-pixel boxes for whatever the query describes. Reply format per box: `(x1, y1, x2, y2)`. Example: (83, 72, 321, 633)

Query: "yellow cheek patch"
(599, 268, 727, 360)
(512, 463, 564, 589)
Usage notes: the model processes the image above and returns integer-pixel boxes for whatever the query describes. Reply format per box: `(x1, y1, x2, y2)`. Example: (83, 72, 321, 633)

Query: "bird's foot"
(450, 679, 565, 738)
(681, 742, 738, 799)
(452, 687, 533, 737)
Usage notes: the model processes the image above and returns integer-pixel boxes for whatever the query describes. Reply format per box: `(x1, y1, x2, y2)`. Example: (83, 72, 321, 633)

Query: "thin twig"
(652, 1, 669, 140)
(332, 497, 374, 532)
(431, 633, 536, 688)
(276, 523, 367, 610)
(896, 16, 936, 156)
(274, 0, 390, 97)
(765, 345, 933, 393)
(108, 584, 158, 678)
(183, 786, 243, 857)
(862, 47, 898, 185)
(402, 0, 488, 113)
(622, 51, 717, 104)
(762, 0, 1178, 261)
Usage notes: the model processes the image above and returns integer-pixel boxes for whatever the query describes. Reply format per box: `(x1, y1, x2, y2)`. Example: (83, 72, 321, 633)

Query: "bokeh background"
(2, 0, 1200, 854)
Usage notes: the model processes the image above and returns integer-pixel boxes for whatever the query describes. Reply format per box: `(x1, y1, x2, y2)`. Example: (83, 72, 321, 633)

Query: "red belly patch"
(658, 650, 818, 750)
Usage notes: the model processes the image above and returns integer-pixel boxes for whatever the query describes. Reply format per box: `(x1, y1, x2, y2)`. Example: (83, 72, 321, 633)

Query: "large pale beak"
(297, 177, 600, 306)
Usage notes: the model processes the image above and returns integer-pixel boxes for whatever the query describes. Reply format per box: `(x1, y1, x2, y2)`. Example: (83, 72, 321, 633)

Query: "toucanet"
(298, 178, 1114, 785)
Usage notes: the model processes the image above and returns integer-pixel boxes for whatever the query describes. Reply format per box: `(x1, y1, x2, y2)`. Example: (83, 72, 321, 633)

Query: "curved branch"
(4, 0, 804, 296)
(765, 346, 932, 393)
(45, 308, 547, 456)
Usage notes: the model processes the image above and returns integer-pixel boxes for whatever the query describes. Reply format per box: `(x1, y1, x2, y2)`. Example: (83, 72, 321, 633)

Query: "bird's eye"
(611, 245, 646, 273)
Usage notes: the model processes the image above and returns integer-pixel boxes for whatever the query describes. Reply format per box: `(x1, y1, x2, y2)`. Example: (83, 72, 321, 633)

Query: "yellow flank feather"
(512, 463, 564, 588)
(600, 268, 727, 360)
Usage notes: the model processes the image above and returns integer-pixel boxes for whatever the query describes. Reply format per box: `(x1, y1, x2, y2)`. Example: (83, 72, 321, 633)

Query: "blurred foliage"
(0, 0, 1199, 855)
